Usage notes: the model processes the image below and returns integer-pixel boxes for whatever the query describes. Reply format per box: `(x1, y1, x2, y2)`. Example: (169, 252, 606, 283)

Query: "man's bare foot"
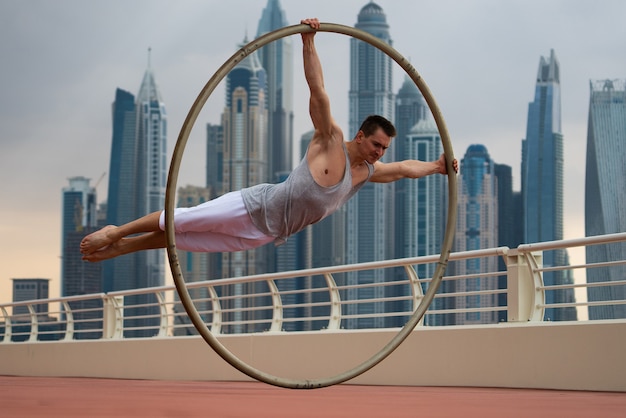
(82, 240, 122, 262)
(80, 225, 118, 255)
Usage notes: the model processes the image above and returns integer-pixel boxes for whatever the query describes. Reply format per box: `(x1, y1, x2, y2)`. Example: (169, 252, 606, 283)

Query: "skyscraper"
(404, 119, 447, 326)
(256, 0, 293, 183)
(61, 176, 102, 338)
(494, 163, 523, 322)
(104, 57, 167, 294)
(104, 55, 167, 336)
(61, 176, 98, 295)
(205, 123, 223, 194)
(221, 37, 268, 277)
(585, 79, 626, 319)
(345, 1, 395, 329)
(394, 76, 427, 261)
(220, 37, 269, 332)
(104, 88, 136, 294)
(256, 0, 306, 280)
(135, 55, 168, 291)
(454, 145, 499, 325)
(205, 122, 224, 285)
(11, 278, 50, 320)
(521, 49, 576, 321)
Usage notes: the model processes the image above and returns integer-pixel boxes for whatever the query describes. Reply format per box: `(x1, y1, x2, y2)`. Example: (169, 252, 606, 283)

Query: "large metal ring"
(166, 22, 457, 389)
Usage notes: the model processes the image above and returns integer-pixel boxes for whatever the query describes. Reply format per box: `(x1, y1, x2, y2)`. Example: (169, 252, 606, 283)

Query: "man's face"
(359, 127, 391, 163)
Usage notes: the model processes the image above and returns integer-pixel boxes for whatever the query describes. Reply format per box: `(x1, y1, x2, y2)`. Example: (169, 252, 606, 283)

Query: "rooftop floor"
(2, 376, 625, 417)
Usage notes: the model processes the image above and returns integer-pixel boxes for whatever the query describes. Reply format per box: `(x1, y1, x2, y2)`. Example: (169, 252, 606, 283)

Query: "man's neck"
(345, 140, 368, 169)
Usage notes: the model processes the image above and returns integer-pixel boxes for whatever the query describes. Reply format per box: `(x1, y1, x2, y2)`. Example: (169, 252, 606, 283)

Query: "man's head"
(355, 115, 396, 163)
(358, 115, 396, 138)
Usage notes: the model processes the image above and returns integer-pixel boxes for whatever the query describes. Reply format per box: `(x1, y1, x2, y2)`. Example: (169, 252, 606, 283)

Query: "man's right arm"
(301, 18, 335, 139)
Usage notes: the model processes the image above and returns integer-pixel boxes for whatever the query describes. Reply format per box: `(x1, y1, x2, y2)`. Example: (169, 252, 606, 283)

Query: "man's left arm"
(369, 154, 457, 183)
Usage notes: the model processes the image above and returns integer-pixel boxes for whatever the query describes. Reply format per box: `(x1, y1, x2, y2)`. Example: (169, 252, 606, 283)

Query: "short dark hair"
(358, 115, 396, 138)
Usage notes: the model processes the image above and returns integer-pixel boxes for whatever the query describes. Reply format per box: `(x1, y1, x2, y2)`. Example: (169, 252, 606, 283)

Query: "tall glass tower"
(256, 0, 293, 183)
(104, 88, 136, 293)
(345, 1, 395, 329)
(256, 0, 307, 285)
(585, 79, 626, 319)
(104, 55, 167, 336)
(404, 119, 447, 326)
(454, 145, 499, 325)
(394, 76, 427, 260)
(521, 49, 576, 321)
(135, 55, 168, 291)
(220, 38, 269, 332)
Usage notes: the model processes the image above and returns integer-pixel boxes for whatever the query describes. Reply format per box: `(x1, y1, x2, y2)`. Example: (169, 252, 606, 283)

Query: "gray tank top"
(241, 142, 374, 245)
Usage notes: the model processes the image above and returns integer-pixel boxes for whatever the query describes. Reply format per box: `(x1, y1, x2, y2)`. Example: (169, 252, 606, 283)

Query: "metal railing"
(2, 232, 625, 343)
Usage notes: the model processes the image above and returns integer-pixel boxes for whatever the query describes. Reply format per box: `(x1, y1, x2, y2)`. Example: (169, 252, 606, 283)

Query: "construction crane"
(94, 172, 106, 189)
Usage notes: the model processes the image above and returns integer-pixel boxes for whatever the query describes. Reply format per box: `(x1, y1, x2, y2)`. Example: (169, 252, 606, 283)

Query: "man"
(80, 18, 457, 262)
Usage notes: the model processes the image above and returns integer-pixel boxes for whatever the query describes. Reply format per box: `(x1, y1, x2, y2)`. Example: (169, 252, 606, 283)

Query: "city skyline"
(2, 0, 626, 304)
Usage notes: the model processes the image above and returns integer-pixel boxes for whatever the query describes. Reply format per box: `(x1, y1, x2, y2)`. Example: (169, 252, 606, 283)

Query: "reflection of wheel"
(166, 22, 457, 389)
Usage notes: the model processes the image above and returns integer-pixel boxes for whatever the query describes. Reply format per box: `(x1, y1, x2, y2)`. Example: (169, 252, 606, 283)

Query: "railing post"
(1, 306, 11, 343)
(155, 292, 169, 337)
(27, 305, 39, 342)
(62, 301, 74, 341)
(208, 286, 222, 335)
(404, 265, 425, 326)
(103, 296, 124, 339)
(506, 249, 545, 321)
(267, 280, 284, 332)
(324, 273, 342, 330)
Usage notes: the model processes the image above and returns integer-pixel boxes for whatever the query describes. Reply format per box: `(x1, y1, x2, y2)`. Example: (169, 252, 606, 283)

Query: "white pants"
(158, 191, 274, 252)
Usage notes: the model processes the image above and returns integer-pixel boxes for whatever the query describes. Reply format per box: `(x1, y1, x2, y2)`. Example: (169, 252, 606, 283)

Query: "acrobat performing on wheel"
(80, 18, 458, 389)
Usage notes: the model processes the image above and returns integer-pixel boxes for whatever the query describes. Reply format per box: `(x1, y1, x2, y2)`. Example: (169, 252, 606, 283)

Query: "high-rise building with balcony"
(219, 37, 269, 332)
(220, 36, 268, 277)
(521, 49, 576, 321)
(345, 1, 395, 329)
(585, 79, 626, 319)
(61, 176, 99, 295)
(61, 176, 102, 338)
(454, 145, 499, 325)
(404, 119, 448, 326)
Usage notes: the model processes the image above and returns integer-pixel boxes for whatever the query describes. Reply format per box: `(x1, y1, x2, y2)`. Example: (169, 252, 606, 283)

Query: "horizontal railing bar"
(539, 299, 626, 309)
(423, 306, 508, 314)
(516, 232, 626, 252)
(585, 259, 626, 269)
(0, 293, 107, 309)
(539, 259, 626, 273)
(539, 279, 626, 291)
(274, 288, 331, 296)
(433, 271, 507, 282)
(175, 247, 510, 292)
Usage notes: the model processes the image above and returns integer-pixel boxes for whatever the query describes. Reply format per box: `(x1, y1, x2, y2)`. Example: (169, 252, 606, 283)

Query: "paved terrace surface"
(2, 376, 625, 417)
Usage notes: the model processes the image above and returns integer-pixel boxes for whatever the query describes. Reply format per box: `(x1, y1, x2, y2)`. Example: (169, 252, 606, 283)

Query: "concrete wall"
(1, 320, 625, 392)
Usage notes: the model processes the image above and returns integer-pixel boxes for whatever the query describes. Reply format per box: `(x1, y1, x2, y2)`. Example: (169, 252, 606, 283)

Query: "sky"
(1, 0, 625, 307)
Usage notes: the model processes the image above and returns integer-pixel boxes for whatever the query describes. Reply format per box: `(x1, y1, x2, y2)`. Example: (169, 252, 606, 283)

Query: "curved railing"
(2, 232, 626, 343)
